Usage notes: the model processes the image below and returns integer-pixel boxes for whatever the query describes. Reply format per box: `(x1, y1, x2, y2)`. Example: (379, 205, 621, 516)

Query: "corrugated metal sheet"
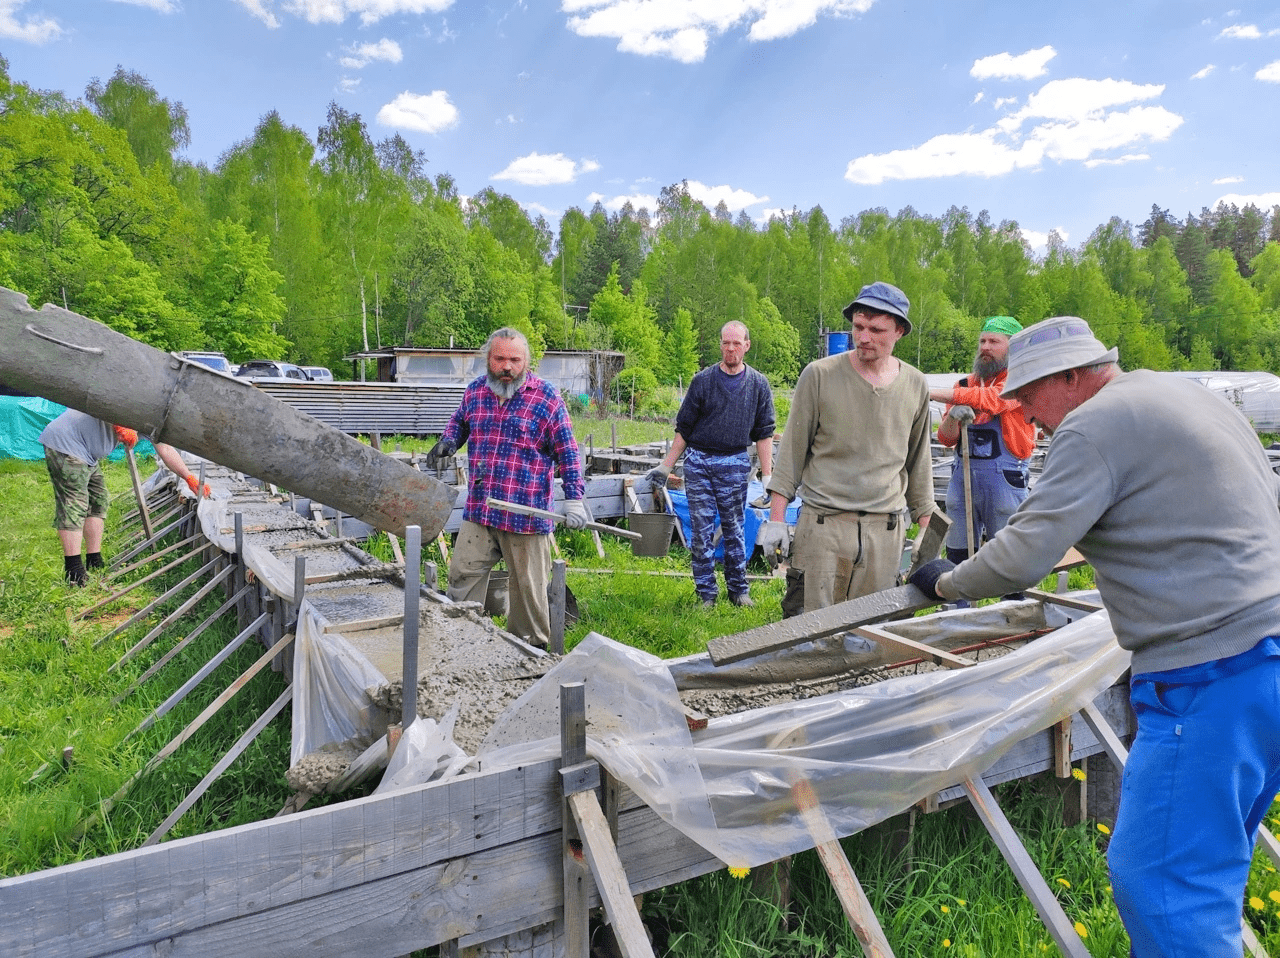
(252, 381, 465, 436)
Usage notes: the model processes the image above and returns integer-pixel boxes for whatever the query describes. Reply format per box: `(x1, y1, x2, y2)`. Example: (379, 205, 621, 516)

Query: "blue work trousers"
(945, 425, 1028, 556)
(1108, 641, 1280, 957)
(683, 449, 752, 601)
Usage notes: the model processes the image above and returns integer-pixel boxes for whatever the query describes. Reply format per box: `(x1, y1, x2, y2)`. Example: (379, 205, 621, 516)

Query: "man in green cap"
(928, 316, 1037, 566)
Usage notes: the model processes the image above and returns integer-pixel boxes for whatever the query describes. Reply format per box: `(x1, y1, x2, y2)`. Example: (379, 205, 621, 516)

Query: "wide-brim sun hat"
(841, 281, 912, 335)
(1000, 316, 1120, 397)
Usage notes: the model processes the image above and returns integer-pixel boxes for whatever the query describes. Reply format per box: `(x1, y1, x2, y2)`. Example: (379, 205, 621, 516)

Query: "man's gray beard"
(973, 353, 1007, 381)
(487, 371, 525, 400)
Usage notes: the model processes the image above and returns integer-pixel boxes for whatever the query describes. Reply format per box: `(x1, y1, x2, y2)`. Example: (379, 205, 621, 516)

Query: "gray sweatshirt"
(947, 370, 1280, 674)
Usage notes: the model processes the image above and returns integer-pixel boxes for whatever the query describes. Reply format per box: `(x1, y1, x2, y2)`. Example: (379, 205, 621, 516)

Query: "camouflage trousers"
(683, 449, 753, 601)
(44, 447, 109, 531)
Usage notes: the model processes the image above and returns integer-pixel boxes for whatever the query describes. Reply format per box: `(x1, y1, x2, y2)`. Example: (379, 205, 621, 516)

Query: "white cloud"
(1215, 191, 1280, 210)
(523, 201, 558, 219)
(561, 0, 876, 64)
(376, 90, 459, 133)
(1084, 153, 1149, 168)
(994, 96, 1017, 109)
(0, 0, 63, 42)
(339, 76, 361, 92)
(110, 0, 179, 11)
(1219, 23, 1267, 39)
(685, 180, 768, 211)
(973, 91, 984, 104)
(1213, 175, 1244, 184)
(492, 152, 598, 186)
(971, 45, 1056, 81)
(339, 37, 403, 68)
(1259, 60, 1280, 82)
(1021, 227, 1068, 251)
(1191, 64, 1214, 79)
(846, 76, 1182, 184)
(234, 0, 282, 26)
(281, 0, 454, 26)
(587, 191, 659, 212)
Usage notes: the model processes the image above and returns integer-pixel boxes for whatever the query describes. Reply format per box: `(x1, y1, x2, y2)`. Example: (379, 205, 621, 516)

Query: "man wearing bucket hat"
(910, 315, 1280, 958)
(761, 281, 935, 614)
(929, 316, 1037, 568)
(646, 321, 775, 609)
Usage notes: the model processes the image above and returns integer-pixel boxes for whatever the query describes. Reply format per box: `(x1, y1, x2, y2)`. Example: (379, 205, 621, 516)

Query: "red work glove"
(185, 474, 211, 498)
(113, 425, 138, 449)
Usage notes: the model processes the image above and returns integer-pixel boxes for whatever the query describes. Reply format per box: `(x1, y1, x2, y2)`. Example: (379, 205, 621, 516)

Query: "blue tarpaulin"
(0, 397, 156, 461)
(666, 479, 801, 559)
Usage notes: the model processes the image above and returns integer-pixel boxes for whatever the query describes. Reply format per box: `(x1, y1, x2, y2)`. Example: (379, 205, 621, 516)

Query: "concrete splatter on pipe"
(0, 287, 458, 540)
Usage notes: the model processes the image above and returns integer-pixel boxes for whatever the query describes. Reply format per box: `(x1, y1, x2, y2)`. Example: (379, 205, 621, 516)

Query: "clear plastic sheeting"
(477, 614, 1129, 869)
(196, 494, 299, 602)
(290, 600, 389, 765)
(1171, 370, 1280, 433)
(374, 702, 470, 794)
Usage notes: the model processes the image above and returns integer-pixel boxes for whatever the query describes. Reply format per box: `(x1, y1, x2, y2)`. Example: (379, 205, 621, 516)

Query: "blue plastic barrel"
(826, 331, 850, 355)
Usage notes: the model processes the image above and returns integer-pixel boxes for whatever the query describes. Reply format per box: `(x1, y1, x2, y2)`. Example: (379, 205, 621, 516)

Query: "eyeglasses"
(1008, 320, 1094, 357)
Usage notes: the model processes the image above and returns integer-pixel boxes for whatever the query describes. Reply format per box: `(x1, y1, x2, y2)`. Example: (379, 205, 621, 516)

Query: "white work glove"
(562, 499, 591, 530)
(758, 520, 791, 561)
(645, 464, 671, 489)
(949, 404, 976, 426)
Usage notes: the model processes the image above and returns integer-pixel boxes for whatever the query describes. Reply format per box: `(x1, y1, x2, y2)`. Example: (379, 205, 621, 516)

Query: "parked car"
(179, 350, 233, 374)
(301, 365, 334, 382)
(235, 360, 310, 381)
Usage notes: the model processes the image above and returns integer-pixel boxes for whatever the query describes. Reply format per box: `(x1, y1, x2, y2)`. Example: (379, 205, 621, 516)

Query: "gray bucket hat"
(842, 281, 912, 335)
(1000, 316, 1120, 397)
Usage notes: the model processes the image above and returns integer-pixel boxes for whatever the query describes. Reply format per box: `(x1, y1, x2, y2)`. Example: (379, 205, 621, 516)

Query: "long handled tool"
(485, 497, 643, 541)
(959, 426, 976, 558)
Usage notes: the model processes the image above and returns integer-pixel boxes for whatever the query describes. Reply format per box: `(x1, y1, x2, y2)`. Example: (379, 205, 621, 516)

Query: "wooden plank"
(568, 790, 656, 958)
(1024, 589, 1104, 613)
(125, 447, 154, 541)
(963, 776, 1092, 958)
(324, 613, 405, 634)
(906, 510, 952, 578)
(852, 624, 975, 670)
(707, 584, 935, 665)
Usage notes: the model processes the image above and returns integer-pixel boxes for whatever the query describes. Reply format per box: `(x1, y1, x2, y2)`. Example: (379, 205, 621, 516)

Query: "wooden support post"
(561, 682, 591, 958)
(962, 775, 1092, 958)
(425, 560, 438, 595)
(387, 532, 404, 564)
(125, 447, 154, 541)
(550, 558, 567, 654)
(435, 530, 450, 565)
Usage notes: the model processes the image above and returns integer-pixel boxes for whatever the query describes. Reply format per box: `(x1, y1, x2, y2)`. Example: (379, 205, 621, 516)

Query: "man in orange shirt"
(929, 316, 1036, 565)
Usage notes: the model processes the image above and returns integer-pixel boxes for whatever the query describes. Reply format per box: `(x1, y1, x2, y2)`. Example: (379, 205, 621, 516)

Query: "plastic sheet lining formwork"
(252, 381, 466, 437)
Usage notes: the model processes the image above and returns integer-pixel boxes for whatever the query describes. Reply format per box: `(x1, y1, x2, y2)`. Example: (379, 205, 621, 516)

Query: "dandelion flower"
(1074, 921, 1088, 939)
(1071, 767, 1086, 781)
(956, 899, 967, 907)
(1269, 889, 1280, 903)
(942, 939, 951, 948)
(1250, 896, 1265, 911)
(728, 866, 750, 879)
(940, 904, 950, 913)
(1056, 878, 1071, 888)
(1096, 822, 1111, 835)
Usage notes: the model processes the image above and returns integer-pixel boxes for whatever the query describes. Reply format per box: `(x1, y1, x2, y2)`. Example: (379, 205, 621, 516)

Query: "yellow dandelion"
(1096, 822, 1111, 835)
(1250, 896, 1266, 911)
(940, 904, 950, 914)
(727, 866, 750, 880)
(942, 939, 951, 948)
(1269, 889, 1280, 903)
(956, 899, 967, 907)
(1074, 921, 1088, 939)
(1056, 878, 1071, 888)
(1071, 767, 1086, 781)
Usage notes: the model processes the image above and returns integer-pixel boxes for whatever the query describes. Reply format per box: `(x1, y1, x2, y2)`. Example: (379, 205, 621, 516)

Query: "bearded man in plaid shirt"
(426, 327, 587, 649)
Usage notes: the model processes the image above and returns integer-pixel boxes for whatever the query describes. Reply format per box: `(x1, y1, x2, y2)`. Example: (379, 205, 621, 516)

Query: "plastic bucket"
(629, 511, 676, 557)
(826, 331, 850, 355)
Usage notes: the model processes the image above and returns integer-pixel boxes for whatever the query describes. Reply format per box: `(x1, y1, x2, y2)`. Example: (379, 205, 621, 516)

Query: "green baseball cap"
(981, 316, 1022, 337)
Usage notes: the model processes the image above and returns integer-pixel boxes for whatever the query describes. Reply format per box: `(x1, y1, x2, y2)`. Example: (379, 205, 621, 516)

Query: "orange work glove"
(113, 425, 138, 449)
(185, 474, 211, 498)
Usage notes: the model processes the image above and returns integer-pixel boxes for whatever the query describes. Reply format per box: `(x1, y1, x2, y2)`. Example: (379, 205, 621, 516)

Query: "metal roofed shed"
(346, 346, 625, 405)
(1171, 369, 1280, 433)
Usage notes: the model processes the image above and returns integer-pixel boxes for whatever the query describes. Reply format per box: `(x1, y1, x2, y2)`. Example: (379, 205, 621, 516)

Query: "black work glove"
(425, 438, 457, 468)
(908, 558, 957, 602)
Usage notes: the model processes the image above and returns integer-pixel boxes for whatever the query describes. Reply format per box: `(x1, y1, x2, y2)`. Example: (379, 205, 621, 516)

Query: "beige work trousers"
(790, 508, 905, 613)
(448, 520, 551, 647)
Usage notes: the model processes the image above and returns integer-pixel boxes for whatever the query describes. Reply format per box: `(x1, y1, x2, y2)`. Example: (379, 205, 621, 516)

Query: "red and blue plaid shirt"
(442, 373, 584, 535)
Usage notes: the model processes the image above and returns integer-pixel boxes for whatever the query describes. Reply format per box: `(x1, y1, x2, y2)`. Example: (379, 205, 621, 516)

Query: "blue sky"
(3, 0, 1279, 251)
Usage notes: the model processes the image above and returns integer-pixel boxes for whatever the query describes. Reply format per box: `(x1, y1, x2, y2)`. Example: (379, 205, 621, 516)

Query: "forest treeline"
(5, 58, 1280, 397)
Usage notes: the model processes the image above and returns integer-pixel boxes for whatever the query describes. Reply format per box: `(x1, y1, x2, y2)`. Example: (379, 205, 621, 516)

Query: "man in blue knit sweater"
(648, 321, 775, 608)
